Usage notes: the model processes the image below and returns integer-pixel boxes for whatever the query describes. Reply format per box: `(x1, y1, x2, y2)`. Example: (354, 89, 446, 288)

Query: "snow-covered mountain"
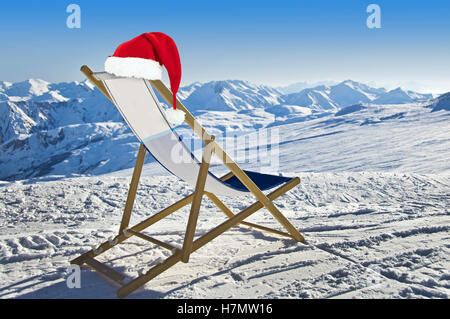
(0, 79, 120, 144)
(328, 80, 386, 105)
(373, 87, 433, 104)
(284, 86, 339, 111)
(183, 80, 283, 112)
(282, 81, 434, 111)
(284, 80, 387, 110)
(276, 80, 338, 94)
(426, 91, 450, 112)
(0, 77, 443, 181)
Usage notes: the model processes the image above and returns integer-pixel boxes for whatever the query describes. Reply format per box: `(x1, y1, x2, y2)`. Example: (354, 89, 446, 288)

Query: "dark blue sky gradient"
(0, 1, 449, 92)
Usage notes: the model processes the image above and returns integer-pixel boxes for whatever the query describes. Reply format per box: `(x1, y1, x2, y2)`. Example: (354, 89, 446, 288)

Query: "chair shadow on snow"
(8, 227, 309, 299)
(11, 270, 165, 299)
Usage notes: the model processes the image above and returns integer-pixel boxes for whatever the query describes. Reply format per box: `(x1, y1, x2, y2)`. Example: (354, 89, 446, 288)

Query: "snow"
(427, 92, 450, 112)
(0, 171, 448, 298)
(183, 80, 284, 112)
(0, 77, 449, 299)
(335, 103, 367, 116)
(0, 78, 438, 180)
(277, 81, 338, 95)
(373, 87, 432, 104)
(284, 87, 339, 111)
(4, 79, 51, 97)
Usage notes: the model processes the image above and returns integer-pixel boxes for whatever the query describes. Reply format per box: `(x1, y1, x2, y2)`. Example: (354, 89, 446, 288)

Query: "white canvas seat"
(71, 66, 304, 298)
(95, 72, 292, 196)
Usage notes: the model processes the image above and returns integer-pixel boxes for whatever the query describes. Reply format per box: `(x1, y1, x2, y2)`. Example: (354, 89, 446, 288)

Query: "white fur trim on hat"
(105, 56, 163, 80)
(164, 108, 185, 126)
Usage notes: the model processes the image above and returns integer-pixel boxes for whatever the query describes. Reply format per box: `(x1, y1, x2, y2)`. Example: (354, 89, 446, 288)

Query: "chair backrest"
(95, 72, 247, 196)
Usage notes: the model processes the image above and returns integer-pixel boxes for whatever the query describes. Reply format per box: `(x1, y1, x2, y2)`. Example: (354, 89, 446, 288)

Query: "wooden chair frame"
(70, 66, 305, 298)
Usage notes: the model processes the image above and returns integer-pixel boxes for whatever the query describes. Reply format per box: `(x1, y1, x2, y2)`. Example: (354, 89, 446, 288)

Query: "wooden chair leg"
(181, 137, 215, 263)
(119, 143, 147, 233)
(221, 161, 305, 243)
(117, 176, 300, 298)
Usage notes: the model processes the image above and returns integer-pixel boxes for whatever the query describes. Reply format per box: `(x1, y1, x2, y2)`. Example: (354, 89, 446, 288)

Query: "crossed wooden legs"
(70, 144, 304, 298)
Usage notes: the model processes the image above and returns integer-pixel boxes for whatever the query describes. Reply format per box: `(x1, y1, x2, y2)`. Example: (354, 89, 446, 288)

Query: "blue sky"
(0, 0, 449, 92)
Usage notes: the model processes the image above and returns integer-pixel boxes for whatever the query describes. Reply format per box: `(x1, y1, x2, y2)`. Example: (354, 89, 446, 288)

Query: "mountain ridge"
(1, 76, 446, 181)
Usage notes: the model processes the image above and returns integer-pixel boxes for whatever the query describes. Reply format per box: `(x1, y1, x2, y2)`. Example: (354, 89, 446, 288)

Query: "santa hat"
(105, 32, 185, 125)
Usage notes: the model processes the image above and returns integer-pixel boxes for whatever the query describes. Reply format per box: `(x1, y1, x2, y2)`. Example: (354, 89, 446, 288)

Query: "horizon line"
(1, 76, 448, 96)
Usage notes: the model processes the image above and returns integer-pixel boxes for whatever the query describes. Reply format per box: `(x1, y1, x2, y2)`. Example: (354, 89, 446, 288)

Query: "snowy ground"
(0, 103, 449, 299)
(0, 173, 448, 298)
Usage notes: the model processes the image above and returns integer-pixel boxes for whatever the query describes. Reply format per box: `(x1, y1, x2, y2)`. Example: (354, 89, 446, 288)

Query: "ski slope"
(0, 101, 449, 299)
(0, 172, 448, 298)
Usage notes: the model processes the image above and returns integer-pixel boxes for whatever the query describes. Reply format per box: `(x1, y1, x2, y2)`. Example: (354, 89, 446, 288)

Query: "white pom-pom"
(165, 108, 185, 126)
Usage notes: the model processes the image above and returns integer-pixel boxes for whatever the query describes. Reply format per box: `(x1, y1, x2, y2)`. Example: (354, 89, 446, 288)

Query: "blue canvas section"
(221, 170, 294, 192)
(142, 129, 172, 144)
(168, 129, 294, 192)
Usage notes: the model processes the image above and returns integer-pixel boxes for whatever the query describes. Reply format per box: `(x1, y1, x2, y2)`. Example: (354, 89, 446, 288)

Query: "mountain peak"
(372, 86, 432, 104)
(338, 80, 374, 91)
(183, 79, 283, 112)
(341, 79, 359, 85)
(427, 91, 450, 112)
(4, 78, 50, 97)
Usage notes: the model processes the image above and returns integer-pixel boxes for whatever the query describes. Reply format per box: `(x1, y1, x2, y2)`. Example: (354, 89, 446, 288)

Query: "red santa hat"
(105, 32, 185, 125)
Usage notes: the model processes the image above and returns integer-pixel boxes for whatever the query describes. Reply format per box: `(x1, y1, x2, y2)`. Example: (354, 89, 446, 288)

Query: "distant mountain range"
(276, 81, 339, 94)
(180, 79, 432, 113)
(426, 92, 450, 112)
(0, 77, 444, 180)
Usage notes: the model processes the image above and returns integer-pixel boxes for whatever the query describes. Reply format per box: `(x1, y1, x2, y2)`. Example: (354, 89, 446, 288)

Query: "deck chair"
(71, 65, 305, 298)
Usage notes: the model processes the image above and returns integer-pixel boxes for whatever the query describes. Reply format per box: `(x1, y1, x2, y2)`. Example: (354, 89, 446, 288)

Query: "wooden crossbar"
(127, 229, 175, 251)
(72, 65, 305, 298)
(205, 192, 294, 239)
(71, 192, 195, 266)
(219, 171, 234, 181)
(84, 257, 125, 286)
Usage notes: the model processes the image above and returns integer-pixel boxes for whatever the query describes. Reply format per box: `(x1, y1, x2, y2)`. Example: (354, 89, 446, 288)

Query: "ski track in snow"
(0, 172, 448, 299)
